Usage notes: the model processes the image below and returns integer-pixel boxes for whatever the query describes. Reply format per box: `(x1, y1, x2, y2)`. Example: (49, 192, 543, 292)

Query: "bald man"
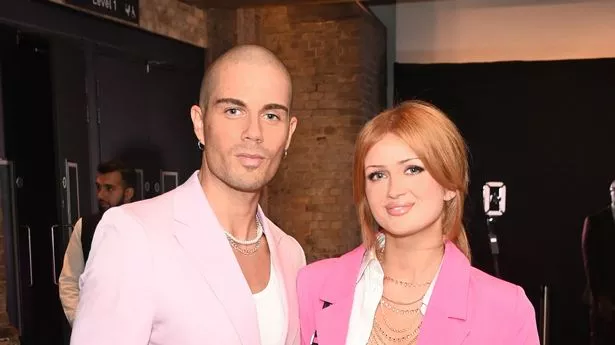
(70, 45, 306, 345)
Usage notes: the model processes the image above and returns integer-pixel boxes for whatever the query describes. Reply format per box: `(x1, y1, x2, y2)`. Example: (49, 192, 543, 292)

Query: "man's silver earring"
(197, 141, 204, 151)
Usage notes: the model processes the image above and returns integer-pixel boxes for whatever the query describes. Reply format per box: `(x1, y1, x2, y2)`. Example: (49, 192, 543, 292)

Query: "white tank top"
(253, 262, 285, 345)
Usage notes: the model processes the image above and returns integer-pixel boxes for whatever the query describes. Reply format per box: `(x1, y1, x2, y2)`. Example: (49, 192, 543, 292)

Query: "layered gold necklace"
(369, 250, 432, 345)
(368, 278, 427, 345)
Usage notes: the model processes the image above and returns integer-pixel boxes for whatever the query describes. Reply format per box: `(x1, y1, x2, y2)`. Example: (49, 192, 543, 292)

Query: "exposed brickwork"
(360, 11, 387, 119)
(263, 5, 363, 262)
(48, 0, 207, 48)
(236, 8, 258, 45)
(205, 8, 237, 63)
(206, 3, 386, 262)
(141, 0, 207, 47)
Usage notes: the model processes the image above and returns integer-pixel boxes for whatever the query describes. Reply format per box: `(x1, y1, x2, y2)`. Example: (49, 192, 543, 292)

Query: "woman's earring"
(284, 149, 288, 158)
(197, 141, 204, 151)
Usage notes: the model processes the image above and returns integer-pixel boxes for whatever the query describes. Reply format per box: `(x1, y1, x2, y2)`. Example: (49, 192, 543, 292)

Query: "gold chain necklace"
(228, 236, 262, 256)
(372, 317, 421, 344)
(226, 216, 263, 256)
(384, 275, 431, 288)
(370, 287, 424, 344)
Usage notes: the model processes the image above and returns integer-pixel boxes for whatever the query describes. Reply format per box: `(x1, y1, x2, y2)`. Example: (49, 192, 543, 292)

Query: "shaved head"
(189, 43, 297, 194)
(199, 45, 292, 111)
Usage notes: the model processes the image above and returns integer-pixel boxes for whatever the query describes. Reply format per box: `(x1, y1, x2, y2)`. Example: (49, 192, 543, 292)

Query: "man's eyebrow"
(213, 98, 247, 108)
(262, 103, 289, 113)
(214, 98, 289, 114)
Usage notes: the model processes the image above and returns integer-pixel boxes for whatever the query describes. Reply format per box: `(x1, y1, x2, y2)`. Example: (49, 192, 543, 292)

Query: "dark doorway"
(95, 48, 201, 200)
(0, 27, 67, 345)
(0, 5, 204, 343)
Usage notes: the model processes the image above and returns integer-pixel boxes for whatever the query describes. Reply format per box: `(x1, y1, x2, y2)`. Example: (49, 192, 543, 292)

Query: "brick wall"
(48, 0, 207, 48)
(140, 0, 207, 47)
(360, 11, 387, 120)
(207, 3, 386, 262)
(206, 8, 237, 63)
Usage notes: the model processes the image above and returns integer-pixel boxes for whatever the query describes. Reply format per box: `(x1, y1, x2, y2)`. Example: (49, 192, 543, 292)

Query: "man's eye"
(225, 108, 241, 116)
(265, 113, 280, 121)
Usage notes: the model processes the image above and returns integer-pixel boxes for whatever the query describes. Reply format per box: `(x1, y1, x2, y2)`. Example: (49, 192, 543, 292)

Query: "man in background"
(582, 180, 615, 345)
(59, 159, 137, 325)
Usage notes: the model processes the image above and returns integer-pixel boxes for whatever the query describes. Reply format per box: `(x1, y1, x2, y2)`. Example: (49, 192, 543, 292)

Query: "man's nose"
(242, 116, 263, 143)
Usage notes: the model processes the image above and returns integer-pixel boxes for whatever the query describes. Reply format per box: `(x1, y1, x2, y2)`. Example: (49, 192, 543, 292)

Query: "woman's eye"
(406, 165, 425, 175)
(367, 171, 386, 181)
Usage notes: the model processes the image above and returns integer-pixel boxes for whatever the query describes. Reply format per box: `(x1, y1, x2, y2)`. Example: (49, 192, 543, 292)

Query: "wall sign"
(64, 0, 139, 24)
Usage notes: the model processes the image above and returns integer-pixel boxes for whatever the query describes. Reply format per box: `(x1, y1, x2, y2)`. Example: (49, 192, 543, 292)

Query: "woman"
(296, 101, 539, 345)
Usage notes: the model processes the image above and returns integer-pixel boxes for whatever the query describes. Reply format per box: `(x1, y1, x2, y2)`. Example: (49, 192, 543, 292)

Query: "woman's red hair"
(353, 100, 471, 259)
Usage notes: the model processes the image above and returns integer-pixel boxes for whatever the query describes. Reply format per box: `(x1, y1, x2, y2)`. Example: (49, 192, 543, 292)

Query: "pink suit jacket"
(297, 241, 540, 345)
(70, 171, 306, 345)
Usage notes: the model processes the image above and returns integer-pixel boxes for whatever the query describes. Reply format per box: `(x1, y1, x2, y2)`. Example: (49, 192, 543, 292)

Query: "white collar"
(356, 234, 442, 308)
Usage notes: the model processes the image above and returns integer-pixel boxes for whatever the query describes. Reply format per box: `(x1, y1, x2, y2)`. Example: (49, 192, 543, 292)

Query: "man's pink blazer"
(296, 241, 540, 345)
(70, 171, 306, 345)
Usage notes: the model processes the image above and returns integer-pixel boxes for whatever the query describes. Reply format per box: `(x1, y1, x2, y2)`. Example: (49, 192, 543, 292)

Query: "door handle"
(50, 224, 72, 285)
(20, 225, 33, 287)
(50, 225, 59, 285)
(540, 285, 550, 345)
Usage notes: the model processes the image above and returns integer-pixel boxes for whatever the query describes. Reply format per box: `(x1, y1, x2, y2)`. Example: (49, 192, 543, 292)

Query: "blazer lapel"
(418, 241, 471, 345)
(261, 209, 293, 344)
(419, 304, 470, 345)
(315, 247, 366, 345)
(172, 172, 259, 345)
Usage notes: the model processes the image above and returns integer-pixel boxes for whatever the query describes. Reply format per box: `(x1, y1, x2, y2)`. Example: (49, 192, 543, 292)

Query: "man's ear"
(124, 187, 135, 202)
(285, 116, 298, 151)
(191, 105, 205, 144)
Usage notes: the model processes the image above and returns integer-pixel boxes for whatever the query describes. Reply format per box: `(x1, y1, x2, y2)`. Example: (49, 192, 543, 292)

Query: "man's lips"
(236, 153, 265, 168)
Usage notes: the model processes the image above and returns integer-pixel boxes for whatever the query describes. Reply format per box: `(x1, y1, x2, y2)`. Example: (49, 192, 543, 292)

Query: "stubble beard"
(204, 152, 281, 193)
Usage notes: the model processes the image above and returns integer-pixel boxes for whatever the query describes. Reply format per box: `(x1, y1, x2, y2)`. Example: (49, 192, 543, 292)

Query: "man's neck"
(199, 170, 261, 241)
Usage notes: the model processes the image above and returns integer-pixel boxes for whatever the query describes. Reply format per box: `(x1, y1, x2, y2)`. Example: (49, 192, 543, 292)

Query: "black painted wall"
(395, 58, 615, 345)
